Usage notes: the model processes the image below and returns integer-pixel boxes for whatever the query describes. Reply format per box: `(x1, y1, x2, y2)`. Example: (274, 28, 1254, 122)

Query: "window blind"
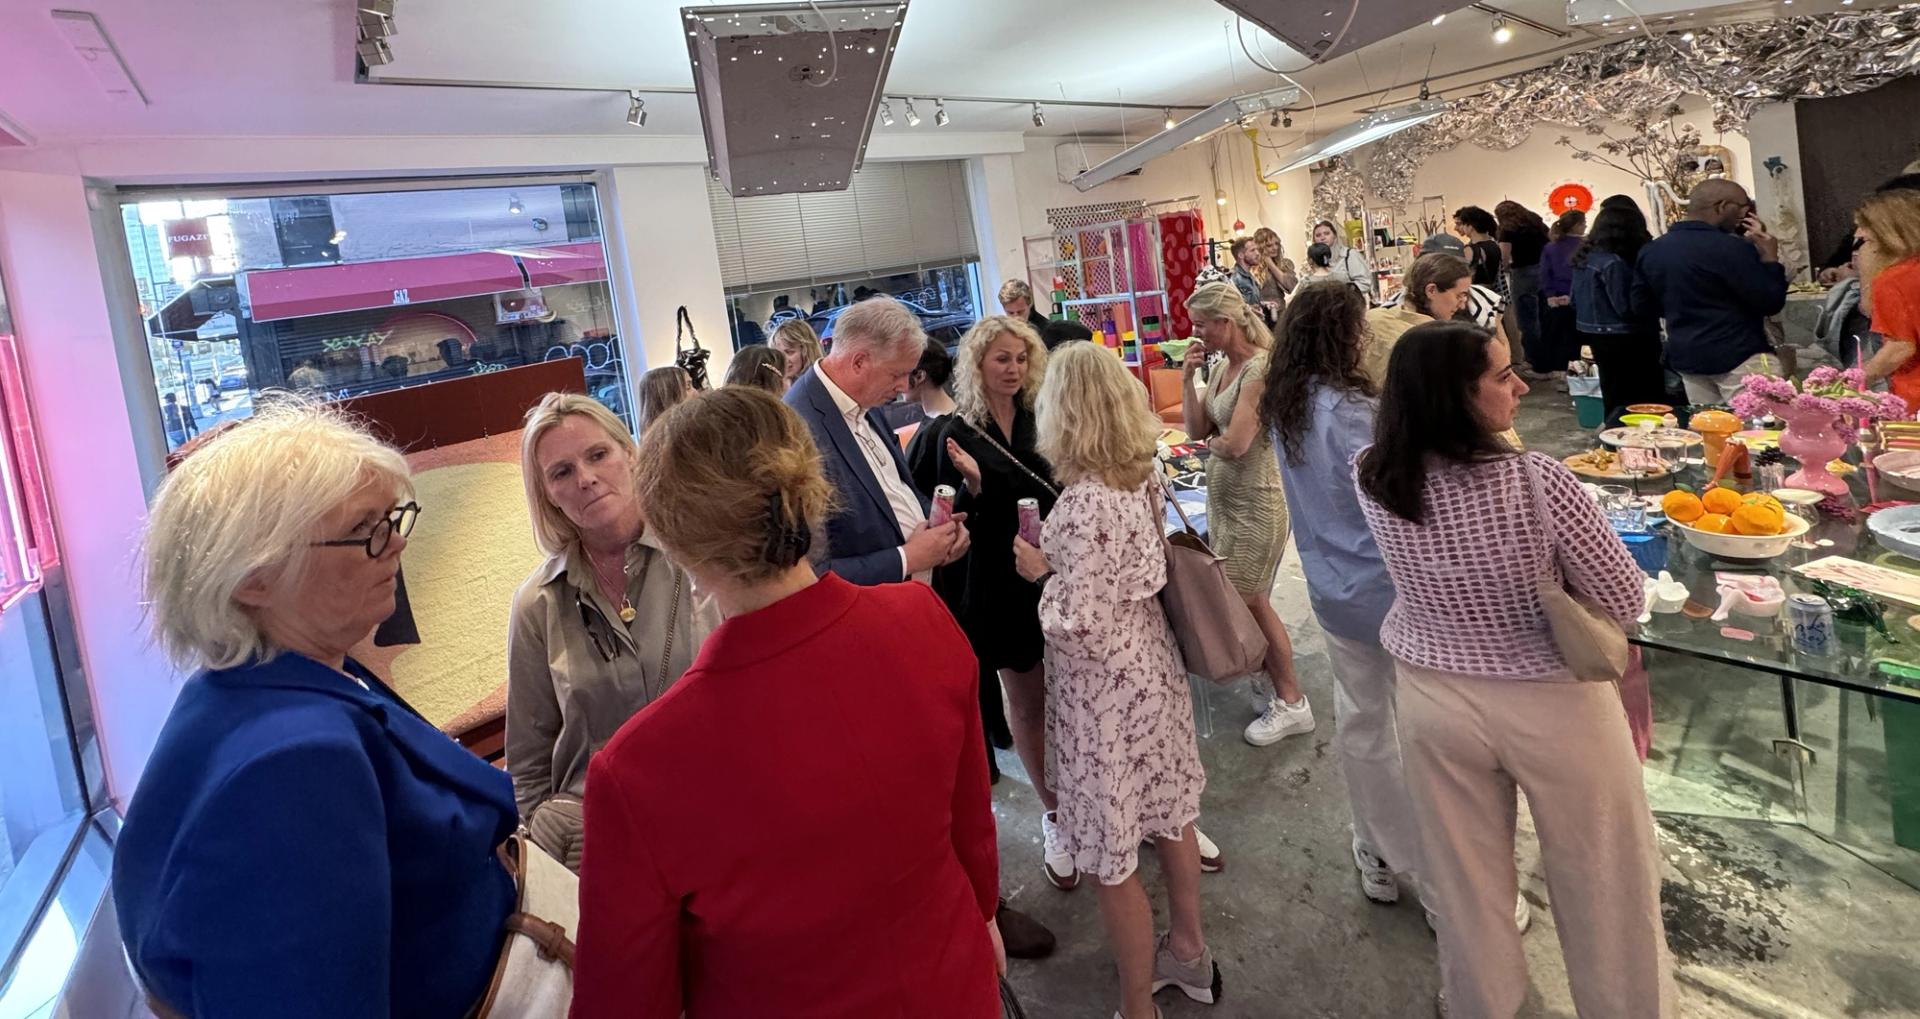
(708, 160, 979, 293)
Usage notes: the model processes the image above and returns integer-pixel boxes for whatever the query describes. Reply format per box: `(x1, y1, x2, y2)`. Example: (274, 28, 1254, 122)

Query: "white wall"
(0, 171, 179, 809)
(1745, 102, 1812, 281)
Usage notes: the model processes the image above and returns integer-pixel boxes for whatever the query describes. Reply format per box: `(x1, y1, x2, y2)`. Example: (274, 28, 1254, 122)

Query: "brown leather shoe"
(995, 900, 1055, 960)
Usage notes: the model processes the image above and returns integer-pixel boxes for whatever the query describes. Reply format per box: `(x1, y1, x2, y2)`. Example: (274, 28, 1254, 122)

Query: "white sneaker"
(1243, 693, 1315, 746)
(1352, 838, 1398, 904)
(1195, 826, 1224, 873)
(1041, 811, 1079, 891)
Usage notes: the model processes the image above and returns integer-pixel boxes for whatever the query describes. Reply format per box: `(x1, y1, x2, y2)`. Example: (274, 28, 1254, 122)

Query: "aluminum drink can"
(1788, 594, 1834, 657)
(1017, 497, 1043, 546)
(929, 485, 955, 527)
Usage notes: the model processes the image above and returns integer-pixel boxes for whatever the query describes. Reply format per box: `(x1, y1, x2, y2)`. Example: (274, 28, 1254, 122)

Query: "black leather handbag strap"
(675, 306, 702, 354)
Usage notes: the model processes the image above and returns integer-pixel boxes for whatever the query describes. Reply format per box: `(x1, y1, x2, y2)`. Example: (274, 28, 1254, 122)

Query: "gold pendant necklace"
(589, 548, 637, 623)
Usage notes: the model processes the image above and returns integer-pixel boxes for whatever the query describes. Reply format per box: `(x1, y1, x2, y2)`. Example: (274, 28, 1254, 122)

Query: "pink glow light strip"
(0, 331, 54, 612)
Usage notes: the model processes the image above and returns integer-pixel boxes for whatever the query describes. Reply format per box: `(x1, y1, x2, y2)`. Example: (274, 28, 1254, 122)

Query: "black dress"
(906, 405, 1060, 673)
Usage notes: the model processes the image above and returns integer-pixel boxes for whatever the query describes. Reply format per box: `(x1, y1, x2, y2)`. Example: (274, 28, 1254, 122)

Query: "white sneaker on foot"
(1195, 827, 1224, 873)
(1352, 839, 1398, 904)
(1419, 890, 1531, 934)
(1041, 811, 1079, 891)
(1244, 694, 1315, 746)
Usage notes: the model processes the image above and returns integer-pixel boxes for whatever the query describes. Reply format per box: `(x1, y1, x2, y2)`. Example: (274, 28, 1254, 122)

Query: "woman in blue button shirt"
(1256, 284, 1425, 909)
(114, 400, 517, 1018)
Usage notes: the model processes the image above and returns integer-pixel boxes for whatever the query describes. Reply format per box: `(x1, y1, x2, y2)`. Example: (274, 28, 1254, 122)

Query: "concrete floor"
(994, 385, 1920, 1018)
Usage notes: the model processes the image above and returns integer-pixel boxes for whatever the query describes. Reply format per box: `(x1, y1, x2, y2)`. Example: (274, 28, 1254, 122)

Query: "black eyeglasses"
(1852, 235, 1869, 252)
(311, 502, 421, 558)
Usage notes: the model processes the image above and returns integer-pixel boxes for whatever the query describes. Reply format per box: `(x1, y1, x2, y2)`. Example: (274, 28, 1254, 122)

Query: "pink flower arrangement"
(1730, 368, 1908, 423)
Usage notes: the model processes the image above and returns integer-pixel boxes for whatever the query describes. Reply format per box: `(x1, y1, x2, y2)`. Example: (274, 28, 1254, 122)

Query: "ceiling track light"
(356, 35, 393, 65)
(1270, 110, 1281, 127)
(1283, 113, 1293, 128)
(508, 194, 524, 215)
(1162, 108, 1178, 131)
(626, 90, 647, 127)
(880, 99, 895, 127)
(1491, 15, 1513, 44)
(933, 99, 949, 127)
(904, 97, 921, 127)
(1032, 102, 1046, 128)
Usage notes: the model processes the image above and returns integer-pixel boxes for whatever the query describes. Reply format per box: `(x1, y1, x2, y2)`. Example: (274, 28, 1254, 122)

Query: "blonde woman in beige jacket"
(507, 393, 719, 869)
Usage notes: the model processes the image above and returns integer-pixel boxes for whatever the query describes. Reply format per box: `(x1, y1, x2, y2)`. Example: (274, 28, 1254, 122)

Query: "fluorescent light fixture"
(1220, 0, 1464, 64)
(1265, 99, 1448, 178)
(1565, 0, 1753, 24)
(682, 1, 908, 197)
(1072, 83, 1301, 192)
(52, 10, 149, 104)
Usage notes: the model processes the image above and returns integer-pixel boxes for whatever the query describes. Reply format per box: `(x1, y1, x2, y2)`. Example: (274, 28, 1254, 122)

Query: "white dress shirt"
(815, 364, 929, 583)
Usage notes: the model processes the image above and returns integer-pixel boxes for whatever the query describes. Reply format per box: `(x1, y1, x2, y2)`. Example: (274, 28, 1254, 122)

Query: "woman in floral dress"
(1013, 342, 1218, 1019)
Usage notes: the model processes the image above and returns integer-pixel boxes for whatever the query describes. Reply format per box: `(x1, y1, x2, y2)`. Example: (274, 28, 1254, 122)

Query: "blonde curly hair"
(1036, 342, 1161, 491)
(952, 315, 1047, 429)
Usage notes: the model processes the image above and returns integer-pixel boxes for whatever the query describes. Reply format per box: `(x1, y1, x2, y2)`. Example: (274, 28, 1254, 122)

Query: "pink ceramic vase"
(1778, 405, 1853, 496)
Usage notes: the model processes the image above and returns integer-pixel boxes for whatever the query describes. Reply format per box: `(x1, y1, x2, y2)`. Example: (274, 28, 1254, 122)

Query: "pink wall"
(0, 170, 180, 809)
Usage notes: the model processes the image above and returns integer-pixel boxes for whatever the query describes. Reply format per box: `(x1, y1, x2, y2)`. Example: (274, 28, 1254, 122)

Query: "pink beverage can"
(929, 485, 956, 527)
(1017, 497, 1043, 546)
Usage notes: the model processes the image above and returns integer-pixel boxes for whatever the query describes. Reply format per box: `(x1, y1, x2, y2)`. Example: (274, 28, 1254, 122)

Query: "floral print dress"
(1037, 476, 1206, 885)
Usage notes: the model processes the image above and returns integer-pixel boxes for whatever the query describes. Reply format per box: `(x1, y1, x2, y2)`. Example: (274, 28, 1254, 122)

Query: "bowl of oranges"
(1660, 486, 1809, 560)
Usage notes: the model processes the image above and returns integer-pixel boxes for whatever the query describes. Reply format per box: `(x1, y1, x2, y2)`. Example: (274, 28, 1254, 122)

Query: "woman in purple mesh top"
(1354, 320, 1675, 1019)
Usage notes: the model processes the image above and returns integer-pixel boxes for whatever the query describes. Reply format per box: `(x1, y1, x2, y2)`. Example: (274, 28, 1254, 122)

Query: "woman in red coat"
(570, 387, 1004, 1018)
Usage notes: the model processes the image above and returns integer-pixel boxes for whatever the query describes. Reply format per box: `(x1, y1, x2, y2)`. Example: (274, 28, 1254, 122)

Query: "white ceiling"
(0, 0, 1896, 147)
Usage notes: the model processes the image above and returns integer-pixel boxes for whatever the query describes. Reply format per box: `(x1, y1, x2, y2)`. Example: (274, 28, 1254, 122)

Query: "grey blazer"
(504, 528, 719, 818)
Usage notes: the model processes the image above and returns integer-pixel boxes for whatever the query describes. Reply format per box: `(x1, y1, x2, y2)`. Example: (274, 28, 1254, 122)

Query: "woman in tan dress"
(1181, 282, 1314, 747)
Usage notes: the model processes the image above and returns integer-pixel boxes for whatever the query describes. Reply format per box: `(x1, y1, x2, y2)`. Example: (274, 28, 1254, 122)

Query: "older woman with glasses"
(507, 392, 718, 870)
(114, 400, 519, 1018)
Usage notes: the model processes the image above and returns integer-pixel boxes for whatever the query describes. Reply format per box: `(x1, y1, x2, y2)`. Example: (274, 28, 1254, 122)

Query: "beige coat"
(505, 527, 719, 820)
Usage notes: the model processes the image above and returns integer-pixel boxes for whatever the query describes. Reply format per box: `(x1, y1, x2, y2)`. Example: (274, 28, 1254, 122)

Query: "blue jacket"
(1572, 250, 1656, 336)
(786, 365, 929, 585)
(1636, 221, 1788, 374)
(114, 654, 516, 1019)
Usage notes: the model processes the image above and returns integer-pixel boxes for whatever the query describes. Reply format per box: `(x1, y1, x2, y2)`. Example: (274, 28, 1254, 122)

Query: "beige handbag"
(1156, 483, 1269, 683)
(472, 828, 579, 1018)
(1521, 457, 1630, 681)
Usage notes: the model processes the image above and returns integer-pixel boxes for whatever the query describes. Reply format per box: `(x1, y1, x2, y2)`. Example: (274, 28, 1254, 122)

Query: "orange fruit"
(1742, 493, 1785, 516)
(1661, 490, 1705, 523)
(1693, 513, 1733, 534)
(1732, 503, 1786, 536)
(1701, 487, 1743, 516)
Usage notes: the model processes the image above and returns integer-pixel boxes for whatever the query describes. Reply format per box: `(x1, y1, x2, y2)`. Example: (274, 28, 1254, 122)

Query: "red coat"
(569, 574, 1000, 1018)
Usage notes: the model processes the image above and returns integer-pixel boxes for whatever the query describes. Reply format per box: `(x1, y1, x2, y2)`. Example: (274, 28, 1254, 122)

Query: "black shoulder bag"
(675, 306, 712, 390)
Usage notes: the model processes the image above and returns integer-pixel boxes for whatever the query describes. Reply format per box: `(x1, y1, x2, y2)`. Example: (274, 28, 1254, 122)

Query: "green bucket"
(1574, 394, 1606, 429)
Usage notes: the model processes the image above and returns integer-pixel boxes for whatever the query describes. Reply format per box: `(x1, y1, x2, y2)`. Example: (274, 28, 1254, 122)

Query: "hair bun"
(761, 490, 813, 567)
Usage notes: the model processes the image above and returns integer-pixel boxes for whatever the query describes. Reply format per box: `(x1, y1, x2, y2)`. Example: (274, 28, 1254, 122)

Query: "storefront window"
(120, 181, 631, 448)
(726, 261, 983, 354)
(0, 589, 88, 974)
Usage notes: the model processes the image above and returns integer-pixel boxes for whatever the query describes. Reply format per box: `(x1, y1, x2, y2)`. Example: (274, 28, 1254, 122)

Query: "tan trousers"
(1394, 662, 1676, 1019)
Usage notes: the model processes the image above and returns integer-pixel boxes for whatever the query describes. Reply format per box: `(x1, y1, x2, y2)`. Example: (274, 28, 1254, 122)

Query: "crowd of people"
(103, 168, 1920, 1019)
